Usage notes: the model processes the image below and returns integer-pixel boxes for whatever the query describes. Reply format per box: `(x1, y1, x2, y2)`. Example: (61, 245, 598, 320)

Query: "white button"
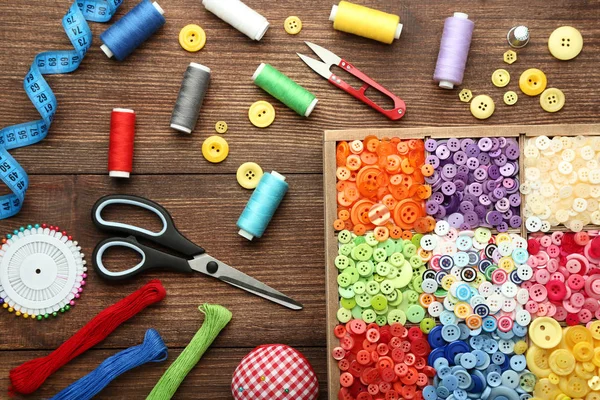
(526, 216, 542, 232)
(435, 221, 450, 236)
(501, 297, 516, 312)
(535, 136, 551, 150)
(486, 294, 502, 313)
(428, 301, 443, 317)
(501, 282, 518, 298)
(478, 281, 494, 297)
(517, 265, 533, 281)
(420, 234, 438, 251)
(516, 288, 529, 305)
(515, 309, 531, 326)
(422, 278, 439, 294)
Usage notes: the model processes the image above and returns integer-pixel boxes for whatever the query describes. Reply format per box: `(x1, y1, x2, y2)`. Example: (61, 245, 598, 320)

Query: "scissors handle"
(93, 236, 193, 281)
(330, 59, 406, 120)
(91, 194, 205, 258)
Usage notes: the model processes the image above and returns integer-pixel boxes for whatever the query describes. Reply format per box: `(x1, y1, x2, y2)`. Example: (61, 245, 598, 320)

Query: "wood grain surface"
(0, 0, 598, 398)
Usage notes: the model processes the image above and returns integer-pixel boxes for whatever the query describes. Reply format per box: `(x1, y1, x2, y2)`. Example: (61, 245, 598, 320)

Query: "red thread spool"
(108, 108, 136, 178)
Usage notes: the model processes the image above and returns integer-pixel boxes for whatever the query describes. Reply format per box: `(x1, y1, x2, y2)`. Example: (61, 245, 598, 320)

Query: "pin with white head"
(507, 25, 530, 48)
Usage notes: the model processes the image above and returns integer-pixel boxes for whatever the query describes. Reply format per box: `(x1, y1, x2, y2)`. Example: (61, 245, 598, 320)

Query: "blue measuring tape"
(0, 1, 124, 219)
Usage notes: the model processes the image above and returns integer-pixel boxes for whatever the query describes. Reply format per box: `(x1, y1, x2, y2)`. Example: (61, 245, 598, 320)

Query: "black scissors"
(91, 194, 302, 310)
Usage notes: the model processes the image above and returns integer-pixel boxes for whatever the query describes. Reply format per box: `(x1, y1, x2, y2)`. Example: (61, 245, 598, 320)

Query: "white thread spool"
(202, 0, 269, 41)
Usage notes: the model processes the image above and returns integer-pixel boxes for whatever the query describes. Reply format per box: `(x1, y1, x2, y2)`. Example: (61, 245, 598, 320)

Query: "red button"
(546, 280, 567, 301)
(407, 327, 423, 341)
(340, 372, 354, 387)
(527, 239, 540, 255)
(411, 339, 431, 357)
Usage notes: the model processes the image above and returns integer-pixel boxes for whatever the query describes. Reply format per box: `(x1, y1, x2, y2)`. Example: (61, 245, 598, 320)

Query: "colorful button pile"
(424, 321, 535, 400)
(526, 317, 600, 399)
(336, 230, 434, 327)
(334, 137, 434, 236)
(523, 232, 600, 324)
(424, 137, 522, 231)
(522, 135, 600, 232)
(421, 223, 532, 331)
(333, 320, 434, 400)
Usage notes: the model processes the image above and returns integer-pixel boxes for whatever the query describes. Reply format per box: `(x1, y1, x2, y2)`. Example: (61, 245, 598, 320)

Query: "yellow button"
(179, 24, 206, 52)
(566, 376, 589, 398)
(593, 348, 600, 367)
(236, 162, 263, 189)
(548, 373, 560, 384)
(248, 101, 275, 128)
(284, 16, 302, 35)
(202, 135, 229, 163)
(549, 349, 576, 375)
(492, 69, 511, 87)
(459, 88, 473, 103)
(565, 325, 593, 349)
(540, 88, 566, 113)
(534, 378, 560, 399)
(514, 340, 528, 355)
(504, 50, 517, 65)
(504, 90, 518, 105)
(587, 392, 600, 400)
(470, 95, 495, 120)
(520, 68, 548, 96)
(548, 26, 583, 60)
(215, 121, 228, 134)
(526, 344, 552, 378)
(576, 362, 595, 379)
(529, 317, 562, 349)
(574, 341, 594, 362)
(589, 321, 600, 340)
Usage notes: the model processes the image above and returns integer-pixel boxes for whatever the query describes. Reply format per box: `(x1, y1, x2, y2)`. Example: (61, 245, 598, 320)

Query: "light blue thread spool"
(100, 0, 166, 61)
(237, 171, 288, 240)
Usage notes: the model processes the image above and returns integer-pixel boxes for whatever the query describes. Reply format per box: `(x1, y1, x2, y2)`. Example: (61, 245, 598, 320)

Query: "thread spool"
(202, 0, 269, 41)
(100, 0, 166, 61)
(170, 63, 211, 134)
(108, 108, 136, 178)
(433, 12, 475, 89)
(329, 1, 402, 44)
(237, 171, 288, 240)
(252, 63, 318, 117)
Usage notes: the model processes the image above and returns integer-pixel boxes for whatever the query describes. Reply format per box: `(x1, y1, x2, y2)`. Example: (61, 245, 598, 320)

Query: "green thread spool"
(146, 304, 232, 400)
(252, 63, 318, 117)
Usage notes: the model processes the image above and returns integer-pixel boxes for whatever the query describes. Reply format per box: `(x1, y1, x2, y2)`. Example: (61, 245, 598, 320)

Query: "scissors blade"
(189, 254, 303, 311)
(297, 53, 332, 80)
(305, 41, 341, 67)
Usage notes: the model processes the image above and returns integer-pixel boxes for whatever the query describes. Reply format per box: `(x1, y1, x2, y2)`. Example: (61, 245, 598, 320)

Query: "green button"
(519, 372, 536, 392)
(411, 234, 423, 248)
(474, 227, 492, 244)
(352, 243, 373, 261)
(388, 252, 405, 267)
(378, 239, 396, 257)
(409, 254, 424, 269)
(387, 266, 399, 279)
(362, 309, 377, 323)
(365, 232, 378, 246)
(406, 304, 425, 323)
(353, 281, 366, 294)
(434, 288, 448, 297)
(335, 255, 350, 270)
(345, 266, 359, 284)
(351, 305, 363, 319)
(373, 248, 387, 262)
(394, 239, 404, 253)
(374, 305, 389, 315)
(405, 290, 419, 304)
(385, 289, 398, 302)
(337, 307, 352, 323)
(339, 244, 353, 256)
(376, 315, 387, 326)
(420, 317, 436, 333)
(353, 235, 366, 245)
(484, 265, 497, 281)
(356, 261, 373, 277)
(380, 279, 395, 295)
(371, 294, 388, 311)
(337, 273, 352, 288)
(389, 290, 403, 306)
(366, 281, 380, 295)
(373, 274, 385, 283)
(338, 230, 352, 244)
(387, 308, 406, 324)
(338, 286, 354, 299)
(376, 262, 392, 276)
(412, 275, 424, 293)
(403, 243, 417, 258)
(340, 297, 356, 310)
(355, 293, 372, 308)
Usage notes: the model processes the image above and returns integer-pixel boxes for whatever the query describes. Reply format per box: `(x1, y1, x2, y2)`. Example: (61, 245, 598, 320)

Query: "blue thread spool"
(100, 0, 166, 61)
(237, 171, 288, 240)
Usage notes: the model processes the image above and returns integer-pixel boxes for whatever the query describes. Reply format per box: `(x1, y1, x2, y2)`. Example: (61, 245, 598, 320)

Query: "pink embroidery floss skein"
(433, 13, 475, 89)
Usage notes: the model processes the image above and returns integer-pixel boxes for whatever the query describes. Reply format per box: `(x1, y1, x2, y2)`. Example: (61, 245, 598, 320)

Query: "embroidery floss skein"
(202, 0, 269, 41)
(51, 329, 168, 400)
(433, 12, 475, 89)
(252, 63, 318, 117)
(108, 108, 136, 177)
(9, 280, 166, 395)
(170, 63, 211, 134)
(329, 1, 402, 44)
(237, 171, 288, 240)
(146, 304, 232, 400)
(100, 0, 166, 61)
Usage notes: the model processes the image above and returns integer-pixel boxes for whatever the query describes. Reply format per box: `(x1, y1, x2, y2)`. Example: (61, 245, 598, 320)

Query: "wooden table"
(0, 0, 598, 398)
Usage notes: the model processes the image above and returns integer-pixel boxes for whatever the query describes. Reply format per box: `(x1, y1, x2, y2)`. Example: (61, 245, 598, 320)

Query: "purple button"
(478, 138, 493, 151)
(495, 198, 510, 212)
(434, 207, 447, 219)
(474, 167, 488, 181)
(442, 181, 456, 196)
(464, 211, 479, 227)
(478, 153, 491, 165)
(461, 139, 475, 151)
(426, 155, 440, 169)
(455, 180, 466, 192)
(509, 193, 521, 207)
(436, 145, 450, 160)
(430, 191, 444, 204)
(493, 154, 507, 166)
(453, 151, 467, 165)
(465, 144, 480, 158)
(485, 180, 498, 192)
(425, 139, 438, 152)
(493, 187, 506, 199)
(487, 165, 500, 180)
(469, 183, 483, 196)
(509, 215, 522, 228)
(475, 205, 487, 219)
(442, 164, 457, 179)
(448, 213, 465, 228)
(460, 201, 474, 213)
(486, 211, 503, 226)
(455, 172, 469, 183)
(492, 138, 502, 151)
(466, 157, 479, 170)
(426, 200, 439, 215)
(499, 164, 515, 177)
(479, 194, 492, 206)
(497, 222, 509, 232)
(457, 165, 469, 175)
(505, 144, 519, 160)
(444, 195, 460, 214)
(502, 210, 513, 219)
(447, 138, 461, 152)
(459, 223, 471, 231)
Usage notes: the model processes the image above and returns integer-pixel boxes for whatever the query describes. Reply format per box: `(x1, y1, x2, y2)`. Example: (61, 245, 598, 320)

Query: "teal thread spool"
(237, 171, 288, 240)
(252, 63, 318, 117)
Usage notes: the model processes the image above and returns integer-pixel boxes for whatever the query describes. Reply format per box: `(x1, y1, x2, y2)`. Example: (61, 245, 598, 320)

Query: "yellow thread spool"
(329, 1, 402, 44)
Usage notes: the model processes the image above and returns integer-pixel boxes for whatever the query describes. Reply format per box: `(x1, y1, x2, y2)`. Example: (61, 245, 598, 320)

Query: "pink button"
(546, 245, 560, 258)
(535, 269, 550, 285)
(584, 298, 599, 312)
(554, 306, 568, 321)
(492, 269, 508, 285)
(592, 279, 600, 295)
(547, 259, 559, 273)
(551, 232, 563, 246)
(596, 308, 600, 320)
(530, 284, 548, 301)
(557, 266, 570, 278)
(333, 347, 346, 360)
(578, 309, 593, 323)
(567, 274, 585, 290)
(569, 254, 590, 275)
(521, 281, 534, 290)
(526, 300, 539, 313)
(550, 272, 565, 282)
(527, 257, 539, 268)
(566, 259, 582, 274)
(571, 292, 585, 307)
(546, 302, 557, 317)
(563, 298, 582, 313)
(537, 303, 548, 317)
(540, 236, 552, 248)
(429, 255, 441, 271)
(536, 252, 550, 265)
(496, 316, 513, 332)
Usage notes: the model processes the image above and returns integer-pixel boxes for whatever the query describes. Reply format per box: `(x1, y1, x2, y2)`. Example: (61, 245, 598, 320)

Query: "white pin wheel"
(0, 225, 86, 320)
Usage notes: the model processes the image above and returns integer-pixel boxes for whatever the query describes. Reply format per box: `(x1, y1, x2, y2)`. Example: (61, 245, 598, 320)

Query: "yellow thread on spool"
(330, 1, 402, 44)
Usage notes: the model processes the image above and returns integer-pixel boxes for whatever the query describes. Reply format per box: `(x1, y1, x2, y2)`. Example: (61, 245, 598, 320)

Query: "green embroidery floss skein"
(146, 304, 232, 400)
(252, 63, 318, 117)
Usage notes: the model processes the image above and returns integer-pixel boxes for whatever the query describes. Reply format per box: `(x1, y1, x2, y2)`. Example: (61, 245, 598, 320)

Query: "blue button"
(510, 355, 526, 372)
(467, 251, 480, 265)
(423, 386, 437, 400)
(510, 269, 522, 284)
(478, 259, 492, 272)
(454, 370, 472, 389)
(438, 366, 452, 378)
(458, 323, 470, 340)
(460, 353, 477, 369)
(453, 389, 468, 400)
(473, 304, 490, 317)
(492, 352, 506, 365)
(497, 329, 515, 340)
(486, 364, 501, 375)
(481, 316, 497, 332)
(472, 349, 489, 367)
(429, 325, 446, 348)
(469, 336, 484, 350)
(456, 284, 471, 301)
(429, 347, 446, 366)
(469, 326, 482, 337)
(434, 357, 449, 370)
(440, 310, 458, 326)
(512, 248, 529, 264)
(442, 375, 459, 391)
(483, 338, 499, 354)
(437, 385, 451, 398)
(440, 255, 454, 270)
(442, 324, 461, 342)
(446, 341, 470, 364)
(512, 324, 527, 337)
(470, 374, 484, 393)
(487, 371, 501, 387)
(435, 270, 447, 284)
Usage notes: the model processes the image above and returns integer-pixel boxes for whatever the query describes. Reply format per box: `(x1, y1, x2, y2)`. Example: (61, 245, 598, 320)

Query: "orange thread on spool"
(108, 108, 136, 178)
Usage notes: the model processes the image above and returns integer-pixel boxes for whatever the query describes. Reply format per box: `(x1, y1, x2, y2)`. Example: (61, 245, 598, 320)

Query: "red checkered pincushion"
(232, 344, 319, 400)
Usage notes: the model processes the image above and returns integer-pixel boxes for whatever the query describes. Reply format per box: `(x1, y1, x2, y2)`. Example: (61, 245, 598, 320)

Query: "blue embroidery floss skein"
(237, 171, 288, 240)
(50, 329, 168, 400)
(100, 0, 166, 61)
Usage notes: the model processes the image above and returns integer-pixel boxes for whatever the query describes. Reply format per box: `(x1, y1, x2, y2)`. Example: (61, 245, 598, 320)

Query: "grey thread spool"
(170, 62, 211, 134)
